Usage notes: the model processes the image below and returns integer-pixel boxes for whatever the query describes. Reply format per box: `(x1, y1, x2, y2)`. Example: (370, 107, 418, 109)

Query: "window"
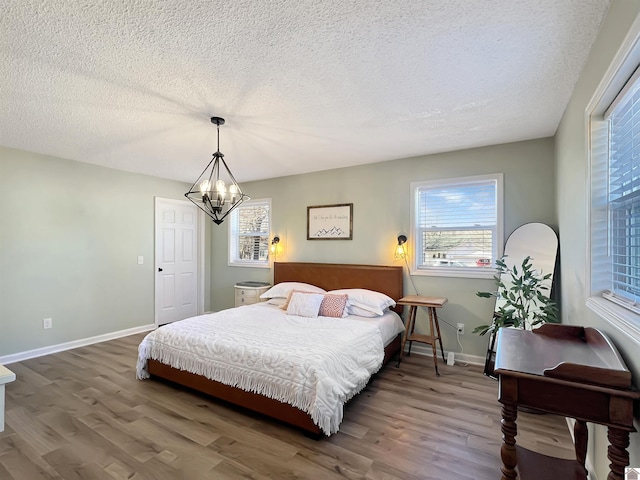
(587, 28, 640, 341)
(605, 72, 640, 307)
(228, 199, 271, 267)
(410, 174, 503, 279)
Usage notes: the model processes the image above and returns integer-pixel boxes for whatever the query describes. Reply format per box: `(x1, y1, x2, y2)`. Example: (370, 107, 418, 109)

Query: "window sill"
(228, 262, 270, 269)
(410, 266, 497, 280)
(586, 296, 640, 347)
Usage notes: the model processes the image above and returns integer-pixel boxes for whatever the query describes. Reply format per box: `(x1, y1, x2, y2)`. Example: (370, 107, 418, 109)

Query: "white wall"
(555, 1, 640, 477)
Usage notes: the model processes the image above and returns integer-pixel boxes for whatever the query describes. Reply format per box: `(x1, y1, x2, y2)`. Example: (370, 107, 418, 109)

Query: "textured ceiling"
(1, 0, 610, 183)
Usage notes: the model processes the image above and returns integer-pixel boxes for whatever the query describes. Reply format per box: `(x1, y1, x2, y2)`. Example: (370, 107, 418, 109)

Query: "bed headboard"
(273, 262, 404, 313)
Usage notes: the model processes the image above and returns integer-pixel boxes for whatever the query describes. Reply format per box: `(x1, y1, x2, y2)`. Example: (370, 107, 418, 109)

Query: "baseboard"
(407, 343, 485, 366)
(0, 324, 156, 366)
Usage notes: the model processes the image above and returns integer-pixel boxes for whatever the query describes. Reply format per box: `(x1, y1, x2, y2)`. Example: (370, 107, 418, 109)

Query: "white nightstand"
(235, 282, 271, 307)
(0, 365, 16, 432)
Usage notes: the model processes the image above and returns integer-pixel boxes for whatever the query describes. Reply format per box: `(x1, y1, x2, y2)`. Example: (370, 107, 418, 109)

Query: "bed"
(137, 262, 404, 436)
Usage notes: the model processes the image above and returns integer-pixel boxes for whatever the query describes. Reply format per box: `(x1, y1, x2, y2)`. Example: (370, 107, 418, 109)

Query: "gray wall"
(556, 1, 640, 477)
(210, 137, 557, 359)
(0, 147, 203, 357)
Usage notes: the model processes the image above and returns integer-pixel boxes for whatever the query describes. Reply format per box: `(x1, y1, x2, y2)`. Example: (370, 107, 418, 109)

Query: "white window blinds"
(411, 174, 502, 277)
(229, 199, 270, 266)
(605, 68, 640, 303)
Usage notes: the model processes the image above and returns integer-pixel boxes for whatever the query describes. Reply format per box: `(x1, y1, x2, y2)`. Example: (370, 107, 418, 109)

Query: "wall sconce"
(270, 236, 280, 259)
(395, 234, 407, 260)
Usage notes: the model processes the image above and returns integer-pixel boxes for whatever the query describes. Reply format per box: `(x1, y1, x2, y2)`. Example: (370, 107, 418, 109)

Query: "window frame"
(228, 198, 272, 268)
(586, 16, 640, 343)
(409, 173, 504, 279)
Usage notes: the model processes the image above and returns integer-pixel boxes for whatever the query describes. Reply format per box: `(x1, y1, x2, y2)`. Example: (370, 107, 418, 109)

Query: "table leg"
(500, 402, 518, 480)
(0, 384, 5, 433)
(574, 419, 588, 469)
(397, 306, 416, 367)
(427, 308, 440, 375)
(407, 306, 417, 356)
(432, 308, 446, 362)
(607, 427, 630, 480)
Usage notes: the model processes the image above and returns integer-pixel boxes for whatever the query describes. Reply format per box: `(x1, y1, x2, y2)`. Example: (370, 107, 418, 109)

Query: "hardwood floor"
(0, 334, 576, 479)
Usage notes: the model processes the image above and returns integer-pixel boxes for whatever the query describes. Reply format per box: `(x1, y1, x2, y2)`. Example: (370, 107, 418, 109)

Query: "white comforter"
(137, 303, 395, 435)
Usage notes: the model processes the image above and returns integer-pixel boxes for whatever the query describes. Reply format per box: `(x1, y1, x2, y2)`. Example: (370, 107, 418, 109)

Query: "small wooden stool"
(396, 295, 448, 375)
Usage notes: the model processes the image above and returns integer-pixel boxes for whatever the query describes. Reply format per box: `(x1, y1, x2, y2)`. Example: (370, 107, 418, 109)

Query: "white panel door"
(155, 199, 199, 325)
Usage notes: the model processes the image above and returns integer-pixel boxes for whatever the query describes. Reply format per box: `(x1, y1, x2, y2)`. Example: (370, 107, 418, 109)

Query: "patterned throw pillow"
(280, 289, 319, 310)
(286, 292, 324, 318)
(319, 294, 348, 317)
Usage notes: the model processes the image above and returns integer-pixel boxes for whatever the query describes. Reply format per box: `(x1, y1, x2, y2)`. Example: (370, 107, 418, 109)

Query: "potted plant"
(474, 255, 559, 377)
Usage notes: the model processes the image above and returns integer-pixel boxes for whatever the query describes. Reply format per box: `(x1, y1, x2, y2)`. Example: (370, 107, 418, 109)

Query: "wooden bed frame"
(146, 262, 404, 436)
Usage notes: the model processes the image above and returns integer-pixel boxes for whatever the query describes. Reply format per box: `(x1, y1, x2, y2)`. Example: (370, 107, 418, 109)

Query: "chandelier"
(185, 117, 249, 225)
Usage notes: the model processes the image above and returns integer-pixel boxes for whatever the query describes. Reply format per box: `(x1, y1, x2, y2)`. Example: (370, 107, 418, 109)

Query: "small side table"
(396, 295, 448, 375)
(0, 365, 16, 432)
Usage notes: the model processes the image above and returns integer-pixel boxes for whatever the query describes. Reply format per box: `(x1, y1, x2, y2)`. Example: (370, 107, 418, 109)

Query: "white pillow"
(347, 304, 387, 318)
(328, 288, 396, 316)
(260, 282, 326, 299)
(286, 292, 324, 318)
(267, 297, 287, 306)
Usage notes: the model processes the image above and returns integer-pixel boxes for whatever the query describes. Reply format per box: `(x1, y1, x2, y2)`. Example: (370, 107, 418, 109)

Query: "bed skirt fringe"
(137, 338, 382, 435)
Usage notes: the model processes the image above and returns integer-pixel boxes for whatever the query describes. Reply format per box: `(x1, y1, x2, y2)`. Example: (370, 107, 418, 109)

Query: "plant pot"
(483, 329, 498, 379)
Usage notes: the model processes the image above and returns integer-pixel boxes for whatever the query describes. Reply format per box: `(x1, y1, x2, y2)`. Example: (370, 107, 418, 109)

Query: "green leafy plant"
(473, 256, 559, 336)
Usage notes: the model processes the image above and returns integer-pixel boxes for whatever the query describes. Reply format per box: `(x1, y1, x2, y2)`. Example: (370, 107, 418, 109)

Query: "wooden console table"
(494, 324, 639, 480)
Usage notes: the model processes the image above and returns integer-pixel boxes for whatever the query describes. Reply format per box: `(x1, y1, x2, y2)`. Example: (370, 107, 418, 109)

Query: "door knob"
(158, 268, 163, 272)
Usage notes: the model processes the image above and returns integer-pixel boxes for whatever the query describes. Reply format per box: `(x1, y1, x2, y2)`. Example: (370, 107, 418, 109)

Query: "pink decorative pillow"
(319, 294, 348, 318)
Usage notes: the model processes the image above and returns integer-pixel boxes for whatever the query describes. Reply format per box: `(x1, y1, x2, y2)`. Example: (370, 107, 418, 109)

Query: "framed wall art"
(307, 203, 353, 240)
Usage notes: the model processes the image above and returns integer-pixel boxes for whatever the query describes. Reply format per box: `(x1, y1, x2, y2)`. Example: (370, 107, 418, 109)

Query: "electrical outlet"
(43, 318, 53, 329)
(456, 323, 464, 335)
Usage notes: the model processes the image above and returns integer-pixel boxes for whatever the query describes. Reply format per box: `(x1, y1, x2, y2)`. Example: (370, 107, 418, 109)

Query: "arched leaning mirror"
(484, 222, 558, 377)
